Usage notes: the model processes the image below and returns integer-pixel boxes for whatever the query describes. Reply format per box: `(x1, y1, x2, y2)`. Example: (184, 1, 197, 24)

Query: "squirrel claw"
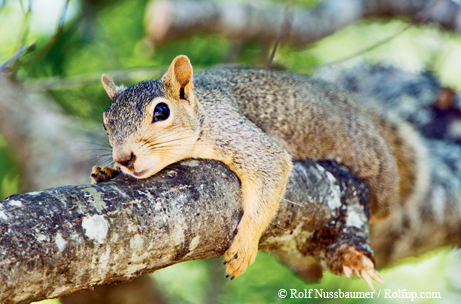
(224, 234, 258, 280)
(361, 270, 375, 293)
(357, 268, 384, 294)
(343, 262, 383, 294)
(91, 166, 119, 184)
(337, 245, 384, 293)
(343, 265, 353, 278)
(367, 268, 384, 284)
(223, 254, 237, 265)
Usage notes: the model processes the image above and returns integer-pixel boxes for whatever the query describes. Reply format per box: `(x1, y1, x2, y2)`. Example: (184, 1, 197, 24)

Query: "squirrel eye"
(153, 102, 170, 122)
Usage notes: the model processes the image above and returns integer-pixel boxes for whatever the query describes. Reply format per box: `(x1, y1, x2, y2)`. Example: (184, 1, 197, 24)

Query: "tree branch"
(145, 0, 461, 46)
(1, 159, 373, 304)
(2, 131, 461, 303)
(0, 43, 35, 74)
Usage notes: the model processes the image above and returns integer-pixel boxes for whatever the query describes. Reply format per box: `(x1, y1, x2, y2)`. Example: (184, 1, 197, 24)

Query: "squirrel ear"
(163, 55, 194, 103)
(101, 74, 120, 101)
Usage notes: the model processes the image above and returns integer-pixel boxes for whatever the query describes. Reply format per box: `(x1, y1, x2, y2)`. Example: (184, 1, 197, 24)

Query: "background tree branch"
(0, 75, 95, 192)
(145, 0, 461, 46)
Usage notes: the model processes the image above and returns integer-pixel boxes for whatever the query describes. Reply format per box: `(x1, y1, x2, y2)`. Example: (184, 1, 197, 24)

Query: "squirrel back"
(192, 67, 429, 218)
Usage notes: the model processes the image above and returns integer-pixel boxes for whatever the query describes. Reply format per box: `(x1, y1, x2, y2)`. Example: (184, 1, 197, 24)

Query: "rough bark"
(145, 0, 461, 46)
(0, 159, 372, 304)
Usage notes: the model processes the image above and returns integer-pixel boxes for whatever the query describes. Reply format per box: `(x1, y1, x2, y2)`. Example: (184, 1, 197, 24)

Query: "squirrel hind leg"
(91, 166, 120, 184)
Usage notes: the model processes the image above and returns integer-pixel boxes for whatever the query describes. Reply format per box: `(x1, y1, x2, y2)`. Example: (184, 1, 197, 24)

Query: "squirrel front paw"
(223, 233, 258, 280)
(333, 244, 384, 293)
(91, 166, 119, 184)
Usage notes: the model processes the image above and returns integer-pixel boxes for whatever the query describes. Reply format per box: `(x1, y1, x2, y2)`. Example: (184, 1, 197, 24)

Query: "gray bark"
(1, 159, 371, 304)
(145, 0, 461, 46)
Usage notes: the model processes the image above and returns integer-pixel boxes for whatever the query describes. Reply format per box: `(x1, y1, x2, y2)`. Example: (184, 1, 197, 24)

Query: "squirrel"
(91, 55, 429, 285)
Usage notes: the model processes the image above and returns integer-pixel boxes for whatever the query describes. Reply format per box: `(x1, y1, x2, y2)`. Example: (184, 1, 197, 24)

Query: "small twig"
(319, 0, 449, 68)
(19, 1, 79, 74)
(267, 5, 292, 69)
(318, 22, 411, 68)
(57, 0, 70, 31)
(319, 0, 448, 67)
(0, 43, 35, 73)
(4, 0, 34, 77)
(18, 0, 27, 14)
(22, 66, 168, 91)
(0, 0, 7, 11)
(18, 0, 32, 48)
(412, 0, 444, 23)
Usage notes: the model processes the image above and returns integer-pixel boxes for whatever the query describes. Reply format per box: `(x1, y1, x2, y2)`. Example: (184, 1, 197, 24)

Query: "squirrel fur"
(92, 55, 429, 281)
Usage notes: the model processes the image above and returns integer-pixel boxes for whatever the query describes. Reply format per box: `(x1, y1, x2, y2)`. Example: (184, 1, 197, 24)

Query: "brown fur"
(94, 55, 429, 279)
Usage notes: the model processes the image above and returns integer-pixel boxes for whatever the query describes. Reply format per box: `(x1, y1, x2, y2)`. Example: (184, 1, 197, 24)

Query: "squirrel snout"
(114, 152, 136, 168)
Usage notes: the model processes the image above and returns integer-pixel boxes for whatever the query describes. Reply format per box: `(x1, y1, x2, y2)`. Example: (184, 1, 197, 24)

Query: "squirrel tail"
(375, 115, 430, 208)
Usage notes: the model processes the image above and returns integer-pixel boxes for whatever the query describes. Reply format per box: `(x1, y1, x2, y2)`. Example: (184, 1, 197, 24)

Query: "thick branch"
(2, 131, 461, 304)
(1, 160, 372, 304)
(145, 0, 461, 46)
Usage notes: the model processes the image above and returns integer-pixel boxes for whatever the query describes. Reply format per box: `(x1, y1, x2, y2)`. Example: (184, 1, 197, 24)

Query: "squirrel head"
(101, 55, 201, 179)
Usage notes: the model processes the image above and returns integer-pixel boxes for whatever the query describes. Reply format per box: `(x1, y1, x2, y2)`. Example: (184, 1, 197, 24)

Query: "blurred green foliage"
(0, 135, 19, 200)
(1, 0, 461, 303)
(154, 250, 454, 304)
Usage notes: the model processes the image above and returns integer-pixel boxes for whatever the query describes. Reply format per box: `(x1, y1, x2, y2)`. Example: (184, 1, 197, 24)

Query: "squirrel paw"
(223, 233, 258, 280)
(91, 166, 119, 184)
(336, 245, 384, 293)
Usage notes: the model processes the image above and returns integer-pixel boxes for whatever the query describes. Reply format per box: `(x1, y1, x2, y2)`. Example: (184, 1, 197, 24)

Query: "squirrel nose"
(115, 152, 136, 168)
